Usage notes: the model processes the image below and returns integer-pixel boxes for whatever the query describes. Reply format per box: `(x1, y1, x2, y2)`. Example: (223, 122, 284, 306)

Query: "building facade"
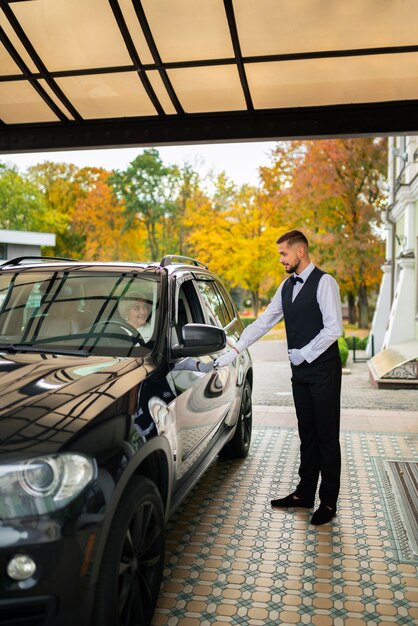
(0, 229, 56, 261)
(368, 136, 418, 387)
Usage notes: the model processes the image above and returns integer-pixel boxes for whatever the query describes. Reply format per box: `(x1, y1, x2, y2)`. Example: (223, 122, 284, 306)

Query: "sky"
(0, 141, 278, 188)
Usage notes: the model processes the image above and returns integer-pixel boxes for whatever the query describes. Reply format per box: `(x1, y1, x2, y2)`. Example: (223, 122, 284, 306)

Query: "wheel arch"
(91, 436, 174, 582)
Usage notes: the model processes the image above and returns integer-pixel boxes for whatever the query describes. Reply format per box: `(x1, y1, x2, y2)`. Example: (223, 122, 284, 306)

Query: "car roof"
(0, 255, 214, 278)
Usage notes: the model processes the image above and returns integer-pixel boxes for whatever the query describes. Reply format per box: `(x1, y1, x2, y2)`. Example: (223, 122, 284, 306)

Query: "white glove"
(214, 349, 239, 368)
(288, 348, 304, 366)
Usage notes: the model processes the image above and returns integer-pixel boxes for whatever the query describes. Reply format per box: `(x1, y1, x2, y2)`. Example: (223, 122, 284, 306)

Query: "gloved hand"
(214, 348, 239, 368)
(288, 348, 304, 366)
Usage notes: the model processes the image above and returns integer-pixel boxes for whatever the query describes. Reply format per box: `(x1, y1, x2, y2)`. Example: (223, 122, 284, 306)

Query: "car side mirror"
(172, 323, 226, 358)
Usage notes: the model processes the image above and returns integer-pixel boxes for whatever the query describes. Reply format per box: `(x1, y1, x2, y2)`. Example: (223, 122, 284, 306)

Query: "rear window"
(195, 279, 231, 328)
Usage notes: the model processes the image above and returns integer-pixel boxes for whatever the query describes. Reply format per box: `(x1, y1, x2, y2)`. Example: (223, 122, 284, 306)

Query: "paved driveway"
(249, 340, 418, 411)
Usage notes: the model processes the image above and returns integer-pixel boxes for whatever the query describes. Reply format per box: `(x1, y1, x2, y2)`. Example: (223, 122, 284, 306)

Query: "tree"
(27, 162, 97, 257)
(0, 163, 47, 232)
(109, 149, 177, 260)
(260, 139, 387, 326)
(167, 163, 204, 256)
(187, 175, 281, 315)
(71, 169, 147, 261)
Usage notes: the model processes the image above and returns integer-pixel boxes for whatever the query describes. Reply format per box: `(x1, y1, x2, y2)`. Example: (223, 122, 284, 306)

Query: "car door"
(167, 275, 235, 479)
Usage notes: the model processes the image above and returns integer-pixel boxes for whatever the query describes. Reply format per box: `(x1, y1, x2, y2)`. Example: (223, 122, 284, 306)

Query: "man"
(215, 230, 343, 525)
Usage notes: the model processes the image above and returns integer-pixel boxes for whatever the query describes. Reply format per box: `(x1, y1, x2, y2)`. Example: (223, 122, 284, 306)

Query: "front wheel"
(93, 476, 165, 626)
(219, 379, 252, 459)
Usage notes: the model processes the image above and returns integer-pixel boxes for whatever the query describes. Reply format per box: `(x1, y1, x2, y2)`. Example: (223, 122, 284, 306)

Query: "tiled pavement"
(152, 342, 418, 625)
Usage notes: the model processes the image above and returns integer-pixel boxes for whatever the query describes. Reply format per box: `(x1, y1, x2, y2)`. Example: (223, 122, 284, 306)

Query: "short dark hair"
(276, 229, 308, 247)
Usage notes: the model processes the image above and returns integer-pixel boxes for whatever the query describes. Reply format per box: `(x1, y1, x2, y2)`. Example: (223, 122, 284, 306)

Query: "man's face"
(278, 241, 302, 274)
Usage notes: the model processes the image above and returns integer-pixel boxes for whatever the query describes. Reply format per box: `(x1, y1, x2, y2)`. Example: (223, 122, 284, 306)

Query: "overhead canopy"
(0, 0, 417, 152)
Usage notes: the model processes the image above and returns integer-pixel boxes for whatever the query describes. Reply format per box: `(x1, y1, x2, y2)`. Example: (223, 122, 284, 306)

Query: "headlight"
(0, 453, 96, 520)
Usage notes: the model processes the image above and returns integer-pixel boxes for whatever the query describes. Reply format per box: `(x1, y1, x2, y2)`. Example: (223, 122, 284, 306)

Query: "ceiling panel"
(146, 71, 177, 114)
(0, 12, 38, 73)
(0, 0, 416, 152)
(141, 0, 234, 62)
(11, 0, 132, 72)
(54, 72, 158, 119)
(37, 79, 75, 120)
(234, 0, 418, 56)
(0, 40, 22, 75)
(167, 65, 246, 113)
(0, 81, 60, 123)
(118, 0, 154, 65)
(246, 53, 418, 109)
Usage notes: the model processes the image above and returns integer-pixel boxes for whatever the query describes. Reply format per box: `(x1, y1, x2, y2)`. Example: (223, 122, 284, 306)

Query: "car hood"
(0, 352, 155, 456)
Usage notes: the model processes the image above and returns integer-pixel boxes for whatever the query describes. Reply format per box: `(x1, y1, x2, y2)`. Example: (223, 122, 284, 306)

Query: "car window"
(0, 270, 160, 357)
(194, 279, 228, 328)
(214, 280, 236, 325)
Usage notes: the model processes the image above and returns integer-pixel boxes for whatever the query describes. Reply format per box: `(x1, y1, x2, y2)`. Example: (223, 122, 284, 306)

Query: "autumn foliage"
(0, 140, 388, 324)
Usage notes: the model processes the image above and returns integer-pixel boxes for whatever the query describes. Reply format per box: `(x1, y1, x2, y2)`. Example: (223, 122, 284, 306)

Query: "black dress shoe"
(310, 504, 336, 525)
(271, 493, 314, 508)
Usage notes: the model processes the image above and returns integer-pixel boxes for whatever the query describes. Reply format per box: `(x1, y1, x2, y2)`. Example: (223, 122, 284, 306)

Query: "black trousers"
(291, 355, 342, 509)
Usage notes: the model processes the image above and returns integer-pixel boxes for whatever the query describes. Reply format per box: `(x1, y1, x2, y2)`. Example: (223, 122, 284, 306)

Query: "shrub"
(345, 335, 368, 350)
(338, 336, 349, 367)
(240, 316, 256, 328)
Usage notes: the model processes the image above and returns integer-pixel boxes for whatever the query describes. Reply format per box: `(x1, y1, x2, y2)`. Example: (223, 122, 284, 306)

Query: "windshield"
(0, 269, 160, 357)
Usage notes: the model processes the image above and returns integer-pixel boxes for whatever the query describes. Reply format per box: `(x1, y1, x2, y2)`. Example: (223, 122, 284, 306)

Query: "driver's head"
(118, 291, 152, 328)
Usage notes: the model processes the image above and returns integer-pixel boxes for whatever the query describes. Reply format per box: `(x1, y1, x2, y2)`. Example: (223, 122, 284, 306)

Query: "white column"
(368, 262, 392, 355)
(404, 202, 416, 255)
(382, 255, 416, 349)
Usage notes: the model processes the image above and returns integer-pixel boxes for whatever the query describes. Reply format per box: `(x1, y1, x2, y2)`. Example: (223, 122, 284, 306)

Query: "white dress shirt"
(235, 263, 342, 363)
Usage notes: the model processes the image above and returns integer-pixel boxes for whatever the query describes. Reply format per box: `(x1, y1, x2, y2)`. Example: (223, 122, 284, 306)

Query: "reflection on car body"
(0, 255, 253, 626)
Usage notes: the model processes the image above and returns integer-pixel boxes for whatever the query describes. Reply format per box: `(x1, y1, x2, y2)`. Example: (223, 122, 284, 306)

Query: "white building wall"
(370, 136, 418, 356)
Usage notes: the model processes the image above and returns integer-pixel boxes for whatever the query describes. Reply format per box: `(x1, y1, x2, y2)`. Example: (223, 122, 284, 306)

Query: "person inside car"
(118, 290, 154, 342)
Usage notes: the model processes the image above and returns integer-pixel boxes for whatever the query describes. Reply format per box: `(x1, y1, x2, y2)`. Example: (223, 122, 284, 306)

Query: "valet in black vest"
(215, 229, 343, 525)
(282, 266, 342, 515)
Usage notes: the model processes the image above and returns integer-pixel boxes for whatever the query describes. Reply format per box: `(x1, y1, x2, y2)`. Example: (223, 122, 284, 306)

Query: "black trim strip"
(223, 0, 253, 111)
(2, 43, 418, 82)
(107, 0, 165, 116)
(1, 100, 417, 153)
(0, 1, 82, 120)
(133, 0, 184, 114)
(0, 25, 69, 121)
(243, 44, 418, 64)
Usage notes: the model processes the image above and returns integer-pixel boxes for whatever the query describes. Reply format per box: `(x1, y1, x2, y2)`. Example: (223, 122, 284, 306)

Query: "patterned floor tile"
(152, 427, 418, 625)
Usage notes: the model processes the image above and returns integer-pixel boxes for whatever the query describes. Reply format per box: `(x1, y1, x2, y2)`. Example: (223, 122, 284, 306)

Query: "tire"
(93, 476, 165, 626)
(219, 379, 252, 459)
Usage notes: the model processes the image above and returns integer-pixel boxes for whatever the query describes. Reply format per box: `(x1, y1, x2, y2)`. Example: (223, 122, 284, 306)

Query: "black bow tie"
(290, 275, 304, 285)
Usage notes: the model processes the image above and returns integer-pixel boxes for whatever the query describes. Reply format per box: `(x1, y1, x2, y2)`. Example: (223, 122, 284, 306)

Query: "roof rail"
(160, 255, 208, 269)
(1, 256, 76, 267)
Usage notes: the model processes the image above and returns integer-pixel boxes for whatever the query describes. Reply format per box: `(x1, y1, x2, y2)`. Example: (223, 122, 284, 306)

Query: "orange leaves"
(72, 169, 146, 261)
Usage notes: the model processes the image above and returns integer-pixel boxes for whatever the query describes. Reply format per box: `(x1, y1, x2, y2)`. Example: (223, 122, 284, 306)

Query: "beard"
(285, 259, 301, 274)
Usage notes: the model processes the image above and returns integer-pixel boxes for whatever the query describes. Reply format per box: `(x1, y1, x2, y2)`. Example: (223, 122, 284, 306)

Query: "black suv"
(0, 255, 252, 626)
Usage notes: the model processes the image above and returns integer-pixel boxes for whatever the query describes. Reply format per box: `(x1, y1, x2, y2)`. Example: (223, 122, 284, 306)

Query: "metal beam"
(1, 100, 417, 154)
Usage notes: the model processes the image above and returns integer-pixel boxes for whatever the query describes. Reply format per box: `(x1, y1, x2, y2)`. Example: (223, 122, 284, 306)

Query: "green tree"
(27, 162, 97, 257)
(109, 149, 177, 260)
(0, 163, 47, 231)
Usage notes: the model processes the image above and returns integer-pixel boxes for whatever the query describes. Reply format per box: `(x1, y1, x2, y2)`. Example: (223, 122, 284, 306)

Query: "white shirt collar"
(297, 262, 315, 282)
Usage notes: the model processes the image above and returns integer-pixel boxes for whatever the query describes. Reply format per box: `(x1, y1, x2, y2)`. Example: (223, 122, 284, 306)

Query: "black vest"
(282, 266, 339, 364)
